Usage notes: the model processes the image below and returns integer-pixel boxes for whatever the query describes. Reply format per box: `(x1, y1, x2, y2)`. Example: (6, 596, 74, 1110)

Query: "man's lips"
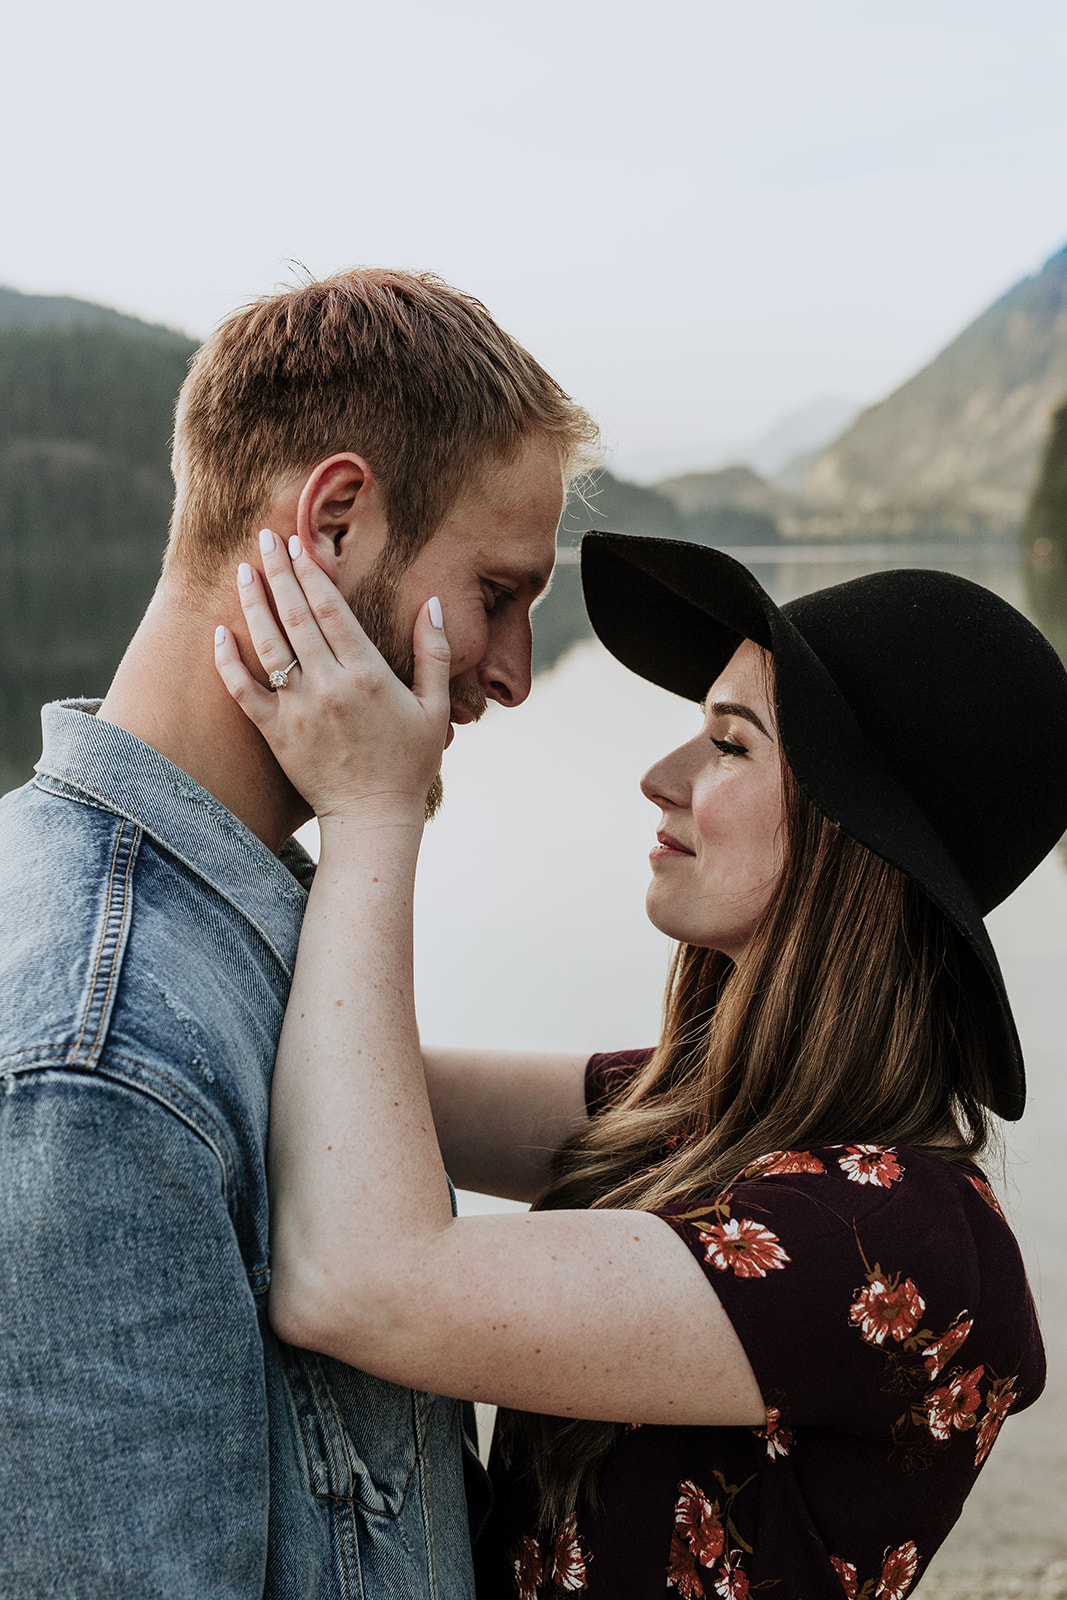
(444, 705, 478, 750)
(651, 830, 695, 858)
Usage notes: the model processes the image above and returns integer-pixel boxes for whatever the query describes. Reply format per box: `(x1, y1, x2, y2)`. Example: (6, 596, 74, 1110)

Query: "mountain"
(562, 467, 780, 549)
(1022, 399, 1067, 663)
(0, 289, 197, 789)
(535, 467, 782, 673)
(655, 464, 795, 532)
(736, 397, 862, 478)
(794, 244, 1067, 540)
(0, 284, 183, 337)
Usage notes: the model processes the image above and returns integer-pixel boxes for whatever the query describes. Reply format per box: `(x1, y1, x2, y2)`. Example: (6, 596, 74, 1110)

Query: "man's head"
(167, 267, 597, 588)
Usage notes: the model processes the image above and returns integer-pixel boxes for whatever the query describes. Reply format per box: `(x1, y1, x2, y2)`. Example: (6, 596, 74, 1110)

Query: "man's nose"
(478, 620, 533, 708)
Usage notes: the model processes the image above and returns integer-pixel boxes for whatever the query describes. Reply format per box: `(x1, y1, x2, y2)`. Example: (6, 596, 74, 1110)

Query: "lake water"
(302, 543, 1067, 1581)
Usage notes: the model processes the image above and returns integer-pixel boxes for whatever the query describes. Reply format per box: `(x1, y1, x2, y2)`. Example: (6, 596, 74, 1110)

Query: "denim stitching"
(333, 1498, 356, 1600)
(33, 768, 305, 973)
(68, 820, 138, 1066)
(84, 821, 140, 1064)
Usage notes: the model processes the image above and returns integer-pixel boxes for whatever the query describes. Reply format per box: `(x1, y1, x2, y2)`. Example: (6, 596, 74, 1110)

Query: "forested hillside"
(796, 244, 1067, 539)
(0, 290, 196, 789)
(1023, 400, 1067, 663)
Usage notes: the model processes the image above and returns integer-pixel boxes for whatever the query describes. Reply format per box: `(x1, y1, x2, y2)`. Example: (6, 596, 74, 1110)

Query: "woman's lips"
(651, 831, 695, 860)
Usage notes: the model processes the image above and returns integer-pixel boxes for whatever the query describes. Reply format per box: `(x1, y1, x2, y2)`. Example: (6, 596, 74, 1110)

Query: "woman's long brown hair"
(496, 742, 1000, 1528)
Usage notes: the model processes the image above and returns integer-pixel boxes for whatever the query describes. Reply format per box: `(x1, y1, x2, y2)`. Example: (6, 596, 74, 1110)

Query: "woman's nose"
(641, 743, 690, 807)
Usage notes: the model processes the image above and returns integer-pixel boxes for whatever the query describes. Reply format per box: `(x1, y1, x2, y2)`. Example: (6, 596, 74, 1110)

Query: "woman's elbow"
(267, 1248, 409, 1366)
(267, 1253, 336, 1351)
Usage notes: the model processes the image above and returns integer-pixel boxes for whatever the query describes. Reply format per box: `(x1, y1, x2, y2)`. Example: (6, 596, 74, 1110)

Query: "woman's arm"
(215, 536, 764, 1428)
(422, 1048, 588, 1200)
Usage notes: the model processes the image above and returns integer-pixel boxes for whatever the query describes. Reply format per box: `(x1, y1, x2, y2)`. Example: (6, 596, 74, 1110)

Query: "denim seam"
(0, 1054, 272, 1293)
(332, 1498, 355, 1600)
(68, 818, 140, 1068)
(33, 768, 304, 975)
(416, 1394, 439, 1599)
(282, 1351, 420, 1515)
(0, 1053, 238, 1205)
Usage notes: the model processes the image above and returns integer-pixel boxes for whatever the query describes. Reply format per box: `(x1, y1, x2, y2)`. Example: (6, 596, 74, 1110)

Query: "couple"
(1, 268, 1064, 1600)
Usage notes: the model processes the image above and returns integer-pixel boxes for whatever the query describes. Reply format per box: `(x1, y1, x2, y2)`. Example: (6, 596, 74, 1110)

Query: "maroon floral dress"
(474, 1050, 1045, 1600)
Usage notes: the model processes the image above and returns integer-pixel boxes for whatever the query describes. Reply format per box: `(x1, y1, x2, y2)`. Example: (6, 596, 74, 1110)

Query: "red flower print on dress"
(876, 1539, 919, 1599)
(699, 1218, 791, 1278)
(975, 1376, 1018, 1466)
(746, 1149, 826, 1178)
(838, 1146, 903, 1186)
(714, 1552, 750, 1599)
(674, 1479, 725, 1569)
(850, 1272, 925, 1346)
(965, 1173, 1006, 1219)
(925, 1366, 984, 1442)
(548, 1515, 589, 1592)
(767, 1150, 827, 1176)
(830, 1556, 858, 1598)
(754, 1406, 794, 1459)
(922, 1314, 973, 1382)
(667, 1531, 706, 1600)
(513, 1535, 544, 1600)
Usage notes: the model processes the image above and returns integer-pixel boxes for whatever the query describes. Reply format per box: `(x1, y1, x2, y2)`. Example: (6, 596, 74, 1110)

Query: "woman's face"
(640, 640, 785, 961)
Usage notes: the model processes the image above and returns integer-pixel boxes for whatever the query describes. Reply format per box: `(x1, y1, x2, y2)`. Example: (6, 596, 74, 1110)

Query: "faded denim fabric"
(0, 701, 480, 1600)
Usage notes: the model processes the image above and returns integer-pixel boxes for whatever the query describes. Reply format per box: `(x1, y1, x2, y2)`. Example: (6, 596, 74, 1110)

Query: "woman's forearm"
(267, 811, 455, 1346)
(422, 1047, 590, 1200)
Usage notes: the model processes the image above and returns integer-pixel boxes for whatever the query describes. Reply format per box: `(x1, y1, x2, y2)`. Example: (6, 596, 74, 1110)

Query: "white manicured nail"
(238, 563, 254, 587)
(289, 535, 301, 559)
(259, 528, 275, 554)
(214, 625, 226, 646)
(428, 596, 443, 629)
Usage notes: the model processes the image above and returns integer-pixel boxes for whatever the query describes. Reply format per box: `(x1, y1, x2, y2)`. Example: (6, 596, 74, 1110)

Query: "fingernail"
(288, 535, 301, 559)
(428, 595, 443, 629)
(259, 528, 275, 554)
(238, 563, 254, 587)
(214, 625, 226, 646)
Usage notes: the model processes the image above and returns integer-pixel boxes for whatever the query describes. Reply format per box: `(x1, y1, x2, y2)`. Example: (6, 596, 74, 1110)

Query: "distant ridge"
(0, 295, 197, 789)
(0, 284, 185, 339)
(794, 243, 1067, 539)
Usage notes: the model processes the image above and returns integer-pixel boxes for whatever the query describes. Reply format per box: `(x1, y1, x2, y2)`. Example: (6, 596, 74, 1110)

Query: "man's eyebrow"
(496, 564, 555, 598)
(703, 700, 774, 740)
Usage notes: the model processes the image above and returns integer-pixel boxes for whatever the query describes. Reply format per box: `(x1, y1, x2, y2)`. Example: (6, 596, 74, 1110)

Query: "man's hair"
(165, 268, 599, 584)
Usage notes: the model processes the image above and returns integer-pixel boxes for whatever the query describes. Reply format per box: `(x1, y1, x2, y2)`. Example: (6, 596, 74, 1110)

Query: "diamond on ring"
(269, 659, 299, 689)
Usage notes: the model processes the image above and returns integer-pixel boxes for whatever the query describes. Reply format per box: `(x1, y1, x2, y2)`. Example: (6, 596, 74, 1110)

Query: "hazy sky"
(4, 0, 1067, 478)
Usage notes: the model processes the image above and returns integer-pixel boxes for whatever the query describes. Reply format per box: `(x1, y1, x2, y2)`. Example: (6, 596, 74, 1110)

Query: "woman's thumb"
(411, 595, 452, 726)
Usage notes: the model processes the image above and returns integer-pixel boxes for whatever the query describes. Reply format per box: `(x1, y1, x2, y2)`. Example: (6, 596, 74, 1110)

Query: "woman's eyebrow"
(704, 700, 774, 740)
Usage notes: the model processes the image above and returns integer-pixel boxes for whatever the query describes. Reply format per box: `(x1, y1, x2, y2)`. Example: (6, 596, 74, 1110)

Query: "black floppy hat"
(580, 530, 1067, 1120)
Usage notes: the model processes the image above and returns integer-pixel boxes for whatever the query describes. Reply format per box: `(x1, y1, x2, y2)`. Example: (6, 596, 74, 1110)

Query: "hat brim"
(580, 530, 1024, 1120)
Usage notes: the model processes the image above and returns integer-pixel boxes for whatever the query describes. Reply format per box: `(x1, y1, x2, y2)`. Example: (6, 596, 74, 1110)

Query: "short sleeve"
(658, 1149, 985, 1435)
(585, 1049, 654, 1117)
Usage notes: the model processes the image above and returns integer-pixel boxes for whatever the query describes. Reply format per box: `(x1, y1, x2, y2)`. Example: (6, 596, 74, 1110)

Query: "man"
(0, 268, 595, 1598)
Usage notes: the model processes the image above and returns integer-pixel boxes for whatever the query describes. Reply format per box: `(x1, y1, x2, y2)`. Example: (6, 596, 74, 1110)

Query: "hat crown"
(579, 530, 1067, 1116)
(781, 569, 1067, 912)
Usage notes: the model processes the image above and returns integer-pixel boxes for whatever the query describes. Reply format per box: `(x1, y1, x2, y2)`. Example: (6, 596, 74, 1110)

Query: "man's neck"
(97, 576, 311, 854)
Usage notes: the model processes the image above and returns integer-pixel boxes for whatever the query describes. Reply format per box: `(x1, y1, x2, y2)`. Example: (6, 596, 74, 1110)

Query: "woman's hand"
(213, 529, 451, 826)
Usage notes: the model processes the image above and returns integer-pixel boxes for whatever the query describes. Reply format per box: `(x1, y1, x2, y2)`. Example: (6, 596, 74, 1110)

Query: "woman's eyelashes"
(711, 735, 749, 757)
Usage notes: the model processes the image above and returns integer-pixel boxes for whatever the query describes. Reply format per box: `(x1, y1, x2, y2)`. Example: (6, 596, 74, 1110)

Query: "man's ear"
(295, 454, 385, 581)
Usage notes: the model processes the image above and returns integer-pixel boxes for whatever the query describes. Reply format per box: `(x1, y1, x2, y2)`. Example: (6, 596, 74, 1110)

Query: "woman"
(215, 528, 1067, 1600)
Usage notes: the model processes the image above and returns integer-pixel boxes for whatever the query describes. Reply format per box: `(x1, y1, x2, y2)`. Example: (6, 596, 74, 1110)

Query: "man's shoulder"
(0, 776, 283, 1066)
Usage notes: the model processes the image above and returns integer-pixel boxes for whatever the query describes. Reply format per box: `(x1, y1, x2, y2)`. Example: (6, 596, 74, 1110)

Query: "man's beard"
(348, 554, 487, 821)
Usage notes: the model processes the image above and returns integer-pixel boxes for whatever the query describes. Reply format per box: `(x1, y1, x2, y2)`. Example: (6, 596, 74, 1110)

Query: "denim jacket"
(0, 702, 480, 1600)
